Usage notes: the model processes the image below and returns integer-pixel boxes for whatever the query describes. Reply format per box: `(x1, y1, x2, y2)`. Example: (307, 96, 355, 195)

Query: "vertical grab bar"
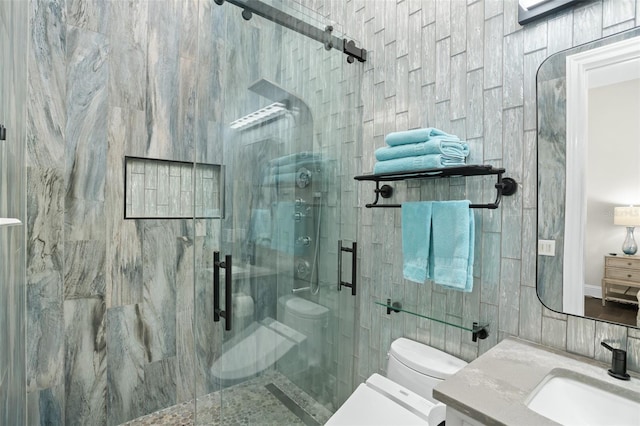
(213, 251, 232, 331)
(337, 240, 357, 296)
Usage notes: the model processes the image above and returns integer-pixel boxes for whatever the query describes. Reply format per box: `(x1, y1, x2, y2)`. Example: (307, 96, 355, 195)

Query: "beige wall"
(586, 78, 640, 290)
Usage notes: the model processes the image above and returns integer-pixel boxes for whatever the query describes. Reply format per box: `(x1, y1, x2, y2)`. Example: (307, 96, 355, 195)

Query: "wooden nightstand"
(602, 255, 640, 306)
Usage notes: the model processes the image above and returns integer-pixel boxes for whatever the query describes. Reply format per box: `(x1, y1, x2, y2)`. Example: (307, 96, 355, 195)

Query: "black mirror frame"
(518, 0, 586, 25)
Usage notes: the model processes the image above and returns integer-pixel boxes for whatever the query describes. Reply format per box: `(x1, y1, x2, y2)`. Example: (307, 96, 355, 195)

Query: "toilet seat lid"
(326, 380, 432, 425)
(211, 322, 298, 380)
(281, 295, 329, 318)
(390, 338, 467, 379)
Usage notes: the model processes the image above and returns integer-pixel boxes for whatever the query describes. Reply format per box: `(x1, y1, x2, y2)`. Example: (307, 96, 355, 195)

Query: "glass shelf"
(374, 299, 489, 341)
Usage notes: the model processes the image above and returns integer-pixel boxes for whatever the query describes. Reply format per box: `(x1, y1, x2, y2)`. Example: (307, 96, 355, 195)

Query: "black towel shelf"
(354, 165, 517, 209)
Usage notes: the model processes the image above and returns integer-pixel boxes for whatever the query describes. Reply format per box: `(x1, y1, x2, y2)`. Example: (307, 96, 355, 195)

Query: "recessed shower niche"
(124, 156, 224, 219)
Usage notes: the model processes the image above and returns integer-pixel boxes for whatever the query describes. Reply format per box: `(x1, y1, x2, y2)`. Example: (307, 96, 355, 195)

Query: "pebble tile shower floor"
(120, 370, 333, 426)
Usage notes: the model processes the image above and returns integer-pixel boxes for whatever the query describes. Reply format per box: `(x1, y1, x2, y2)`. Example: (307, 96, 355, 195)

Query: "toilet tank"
(278, 295, 329, 366)
(386, 338, 467, 404)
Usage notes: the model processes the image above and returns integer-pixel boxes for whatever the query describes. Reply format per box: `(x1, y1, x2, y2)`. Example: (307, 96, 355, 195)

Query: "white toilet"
(278, 295, 329, 367)
(327, 337, 468, 426)
(211, 295, 328, 385)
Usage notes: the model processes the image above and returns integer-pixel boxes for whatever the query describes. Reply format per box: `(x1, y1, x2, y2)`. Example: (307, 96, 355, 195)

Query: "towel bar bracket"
(386, 298, 402, 314)
(472, 322, 489, 342)
(377, 184, 393, 199)
(500, 177, 517, 196)
(355, 165, 517, 209)
(366, 183, 394, 207)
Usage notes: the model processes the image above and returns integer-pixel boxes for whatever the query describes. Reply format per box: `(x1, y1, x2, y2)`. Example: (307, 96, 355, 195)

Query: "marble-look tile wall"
(25, 0, 222, 424)
(305, 0, 640, 389)
(0, 0, 29, 423)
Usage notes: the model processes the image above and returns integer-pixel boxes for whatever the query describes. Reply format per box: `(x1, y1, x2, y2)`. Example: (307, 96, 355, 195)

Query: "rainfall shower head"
(230, 79, 313, 131)
(230, 102, 288, 130)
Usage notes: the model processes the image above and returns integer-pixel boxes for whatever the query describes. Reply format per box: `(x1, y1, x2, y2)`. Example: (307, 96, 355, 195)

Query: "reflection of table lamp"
(614, 206, 640, 255)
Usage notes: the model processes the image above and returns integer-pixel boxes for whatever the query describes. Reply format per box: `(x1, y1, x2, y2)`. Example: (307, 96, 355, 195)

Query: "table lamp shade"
(614, 207, 640, 227)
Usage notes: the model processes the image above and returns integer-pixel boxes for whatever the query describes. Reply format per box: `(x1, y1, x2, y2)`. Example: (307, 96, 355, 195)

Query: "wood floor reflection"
(584, 297, 638, 327)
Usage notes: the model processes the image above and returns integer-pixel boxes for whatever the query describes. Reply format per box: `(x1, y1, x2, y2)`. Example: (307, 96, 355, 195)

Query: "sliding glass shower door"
(193, 1, 363, 424)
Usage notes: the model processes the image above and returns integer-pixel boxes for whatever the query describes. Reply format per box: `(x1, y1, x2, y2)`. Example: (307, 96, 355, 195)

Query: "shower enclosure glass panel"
(194, 2, 362, 424)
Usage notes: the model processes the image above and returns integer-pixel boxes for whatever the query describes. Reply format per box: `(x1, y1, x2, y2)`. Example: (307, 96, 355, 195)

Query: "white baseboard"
(584, 284, 601, 299)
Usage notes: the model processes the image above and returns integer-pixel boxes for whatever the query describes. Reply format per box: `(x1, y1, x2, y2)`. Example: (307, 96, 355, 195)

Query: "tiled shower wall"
(305, 0, 640, 383)
(124, 158, 221, 218)
(25, 1, 225, 424)
(0, 1, 28, 424)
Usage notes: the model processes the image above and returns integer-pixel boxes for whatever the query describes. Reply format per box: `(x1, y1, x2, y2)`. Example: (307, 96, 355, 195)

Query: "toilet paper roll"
(232, 293, 254, 318)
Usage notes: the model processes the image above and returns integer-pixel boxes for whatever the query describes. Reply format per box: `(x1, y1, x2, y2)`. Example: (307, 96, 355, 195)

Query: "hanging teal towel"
(431, 200, 474, 292)
(271, 202, 296, 254)
(401, 202, 433, 283)
(385, 128, 459, 146)
(249, 209, 271, 247)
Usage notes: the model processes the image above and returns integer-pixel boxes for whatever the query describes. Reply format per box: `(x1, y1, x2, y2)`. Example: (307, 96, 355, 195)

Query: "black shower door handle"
(213, 251, 232, 331)
(337, 240, 357, 296)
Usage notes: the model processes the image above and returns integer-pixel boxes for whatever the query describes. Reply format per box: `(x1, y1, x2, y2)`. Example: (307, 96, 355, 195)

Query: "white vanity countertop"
(433, 337, 640, 425)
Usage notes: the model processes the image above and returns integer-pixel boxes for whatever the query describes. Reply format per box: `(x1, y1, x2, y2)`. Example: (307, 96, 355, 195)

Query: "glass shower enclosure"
(193, 1, 363, 424)
(4, 0, 363, 423)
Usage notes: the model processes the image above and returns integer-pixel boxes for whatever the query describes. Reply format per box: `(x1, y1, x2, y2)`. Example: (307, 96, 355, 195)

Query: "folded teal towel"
(385, 128, 459, 146)
(269, 152, 322, 167)
(269, 160, 324, 175)
(431, 200, 474, 292)
(373, 154, 466, 174)
(402, 202, 433, 283)
(375, 139, 470, 161)
(262, 172, 299, 186)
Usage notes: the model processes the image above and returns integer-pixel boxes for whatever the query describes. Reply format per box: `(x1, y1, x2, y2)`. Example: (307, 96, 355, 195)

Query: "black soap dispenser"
(601, 341, 630, 380)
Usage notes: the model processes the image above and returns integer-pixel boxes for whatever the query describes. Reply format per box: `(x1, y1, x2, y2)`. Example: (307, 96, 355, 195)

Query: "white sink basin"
(526, 368, 640, 425)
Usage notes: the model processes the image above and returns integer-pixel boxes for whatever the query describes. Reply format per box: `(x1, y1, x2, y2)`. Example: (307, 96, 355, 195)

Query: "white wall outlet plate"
(538, 239, 556, 256)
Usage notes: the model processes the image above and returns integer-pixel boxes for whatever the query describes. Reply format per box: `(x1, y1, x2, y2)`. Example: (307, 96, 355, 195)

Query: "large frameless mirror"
(537, 27, 640, 328)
